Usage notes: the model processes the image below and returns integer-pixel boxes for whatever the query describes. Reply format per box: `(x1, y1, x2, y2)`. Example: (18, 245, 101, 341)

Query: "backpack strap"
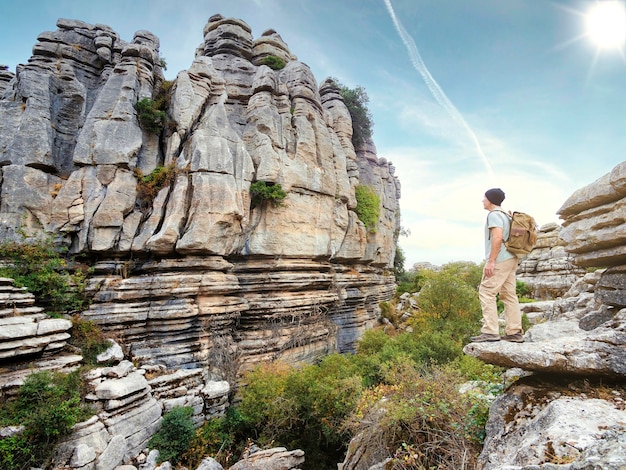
(487, 209, 511, 240)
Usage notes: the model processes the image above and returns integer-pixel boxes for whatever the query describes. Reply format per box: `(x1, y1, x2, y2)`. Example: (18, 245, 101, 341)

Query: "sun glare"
(585, 1, 626, 50)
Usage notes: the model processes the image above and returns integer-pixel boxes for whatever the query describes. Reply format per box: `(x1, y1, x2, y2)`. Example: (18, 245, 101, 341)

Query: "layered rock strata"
(0, 277, 80, 396)
(0, 15, 399, 373)
(516, 223, 585, 300)
(0, 14, 400, 468)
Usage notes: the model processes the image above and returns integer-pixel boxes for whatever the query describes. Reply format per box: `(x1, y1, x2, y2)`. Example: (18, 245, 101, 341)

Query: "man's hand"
(484, 259, 496, 277)
(485, 226, 503, 277)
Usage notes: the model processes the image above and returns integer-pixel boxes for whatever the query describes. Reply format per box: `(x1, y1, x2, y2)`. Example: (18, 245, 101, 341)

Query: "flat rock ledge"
(463, 313, 626, 378)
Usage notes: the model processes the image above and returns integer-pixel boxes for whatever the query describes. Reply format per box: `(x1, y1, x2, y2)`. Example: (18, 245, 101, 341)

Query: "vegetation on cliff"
(354, 184, 381, 233)
(0, 371, 93, 470)
(332, 78, 374, 148)
(260, 54, 287, 70)
(250, 181, 287, 208)
(0, 238, 90, 315)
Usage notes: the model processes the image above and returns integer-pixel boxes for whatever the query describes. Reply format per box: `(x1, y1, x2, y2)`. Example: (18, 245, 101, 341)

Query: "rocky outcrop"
(0, 13, 400, 469)
(557, 161, 626, 267)
(480, 377, 625, 470)
(516, 223, 586, 300)
(0, 277, 81, 396)
(0, 15, 399, 370)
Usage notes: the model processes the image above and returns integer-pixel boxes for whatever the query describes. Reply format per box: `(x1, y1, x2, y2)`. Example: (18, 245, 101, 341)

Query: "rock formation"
(463, 161, 626, 469)
(0, 277, 80, 395)
(0, 14, 400, 469)
(516, 223, 586, 300)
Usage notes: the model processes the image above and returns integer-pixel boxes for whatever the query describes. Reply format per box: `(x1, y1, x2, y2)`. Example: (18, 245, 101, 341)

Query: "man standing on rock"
(471, 188, 524, 343)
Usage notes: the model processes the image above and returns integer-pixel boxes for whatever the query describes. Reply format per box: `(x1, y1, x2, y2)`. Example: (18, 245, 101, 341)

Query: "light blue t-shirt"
(485, 209, 514, 263)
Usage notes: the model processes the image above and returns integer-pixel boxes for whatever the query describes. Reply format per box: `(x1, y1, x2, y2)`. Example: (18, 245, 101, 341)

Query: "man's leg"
(478, 268, 506, 336)
(499, 257, 523, 335)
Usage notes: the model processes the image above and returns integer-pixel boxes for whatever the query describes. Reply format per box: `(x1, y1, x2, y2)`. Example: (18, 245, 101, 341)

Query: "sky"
(2, 0, 626, 269)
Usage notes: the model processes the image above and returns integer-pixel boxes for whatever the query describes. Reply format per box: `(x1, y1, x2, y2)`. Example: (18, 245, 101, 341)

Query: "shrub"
(250, 181, 286, 208)
(354, 185, 380, 233)
(234, 357, 363, 469)
(414, 268, 482, 338)
(260, 55, 286, 70)
(149, 406, 195, 465)
(0, 371, 93, 469)
(135, 97, 166, 134)
(68, 315, 111, 365)
(135, 164, 177, 209)
(393, 245, 406, 279)
(346, 364, 481, 469)
(182, 407, 246, 469)
(0, 238, 90, 315)
(516, 280, 532, 299)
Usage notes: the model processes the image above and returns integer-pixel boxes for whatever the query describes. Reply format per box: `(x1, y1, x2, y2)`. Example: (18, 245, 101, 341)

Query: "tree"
(330, 78, 374, 148)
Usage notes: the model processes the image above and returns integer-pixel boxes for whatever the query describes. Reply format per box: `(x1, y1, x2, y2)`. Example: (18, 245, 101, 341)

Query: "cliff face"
(0, 16, 400, 372)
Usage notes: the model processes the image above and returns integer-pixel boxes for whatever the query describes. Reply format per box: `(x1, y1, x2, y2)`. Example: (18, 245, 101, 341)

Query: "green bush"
(68, 315, 112, 365)
(182, 407, 245, 469)
(232, 356, 363, 469)
(393, 245, 406, 279)
(415, 269, 482, 337)
(135, 97, 167, 134)
(260, 55, 286, 70)
(0, 238, 90, 315)
(354, 185, 380, 233)
(149, 406, 195, 465)
(250, 181, 287, 208)
(347, 364, 481, 469)
(135, 164, 178, 209)
(0, 371, 93, 470)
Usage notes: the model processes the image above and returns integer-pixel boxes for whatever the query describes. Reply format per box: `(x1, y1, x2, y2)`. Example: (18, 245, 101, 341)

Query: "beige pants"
(478, 256, 522, 335)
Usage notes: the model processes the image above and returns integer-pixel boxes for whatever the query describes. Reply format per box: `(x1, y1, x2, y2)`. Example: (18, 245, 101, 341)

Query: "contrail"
(383, 0, 495, 178)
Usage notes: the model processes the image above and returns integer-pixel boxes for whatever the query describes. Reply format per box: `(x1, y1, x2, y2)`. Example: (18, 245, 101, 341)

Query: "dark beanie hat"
(485, 188, 505, 205)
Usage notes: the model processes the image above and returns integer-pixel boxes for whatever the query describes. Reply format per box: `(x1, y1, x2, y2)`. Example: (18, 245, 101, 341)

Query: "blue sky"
(2, 0, 626, 268)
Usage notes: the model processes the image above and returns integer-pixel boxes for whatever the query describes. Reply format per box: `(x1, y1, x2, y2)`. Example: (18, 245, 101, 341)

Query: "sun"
(585, 1, 626, 50)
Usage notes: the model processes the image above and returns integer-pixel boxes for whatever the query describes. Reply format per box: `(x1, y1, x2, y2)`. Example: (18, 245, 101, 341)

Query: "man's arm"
(485, 226, 503, 277)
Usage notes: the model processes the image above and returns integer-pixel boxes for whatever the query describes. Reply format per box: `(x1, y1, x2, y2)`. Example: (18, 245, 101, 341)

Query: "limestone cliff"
(0, 15, 400, 372)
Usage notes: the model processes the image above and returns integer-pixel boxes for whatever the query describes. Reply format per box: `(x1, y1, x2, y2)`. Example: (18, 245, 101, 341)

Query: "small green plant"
(0, 238, 90, 315)
(68, 315, 112, 365)
(149, 406, 195, 465)
(250, 181, 287, 208)
(0, 370, 93, 469)
(516, 280, 532, 299)
(182, 407, 245, 469)
(135, 97, 166, 134)
(354, 185, 380, 233)
(260, 55, 286, 70)
(135, 164, 177, 208)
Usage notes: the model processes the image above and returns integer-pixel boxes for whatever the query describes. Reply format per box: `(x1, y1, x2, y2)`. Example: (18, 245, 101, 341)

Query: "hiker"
(471, 188, 524, 343)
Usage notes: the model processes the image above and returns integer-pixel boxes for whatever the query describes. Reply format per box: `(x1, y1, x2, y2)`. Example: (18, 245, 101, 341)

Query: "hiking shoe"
(470, 333, 500, 342)
(501, 333, 524, 343)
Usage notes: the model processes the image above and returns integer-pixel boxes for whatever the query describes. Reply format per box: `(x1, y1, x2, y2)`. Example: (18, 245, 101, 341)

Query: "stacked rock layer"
(0, 15, 400, 379)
